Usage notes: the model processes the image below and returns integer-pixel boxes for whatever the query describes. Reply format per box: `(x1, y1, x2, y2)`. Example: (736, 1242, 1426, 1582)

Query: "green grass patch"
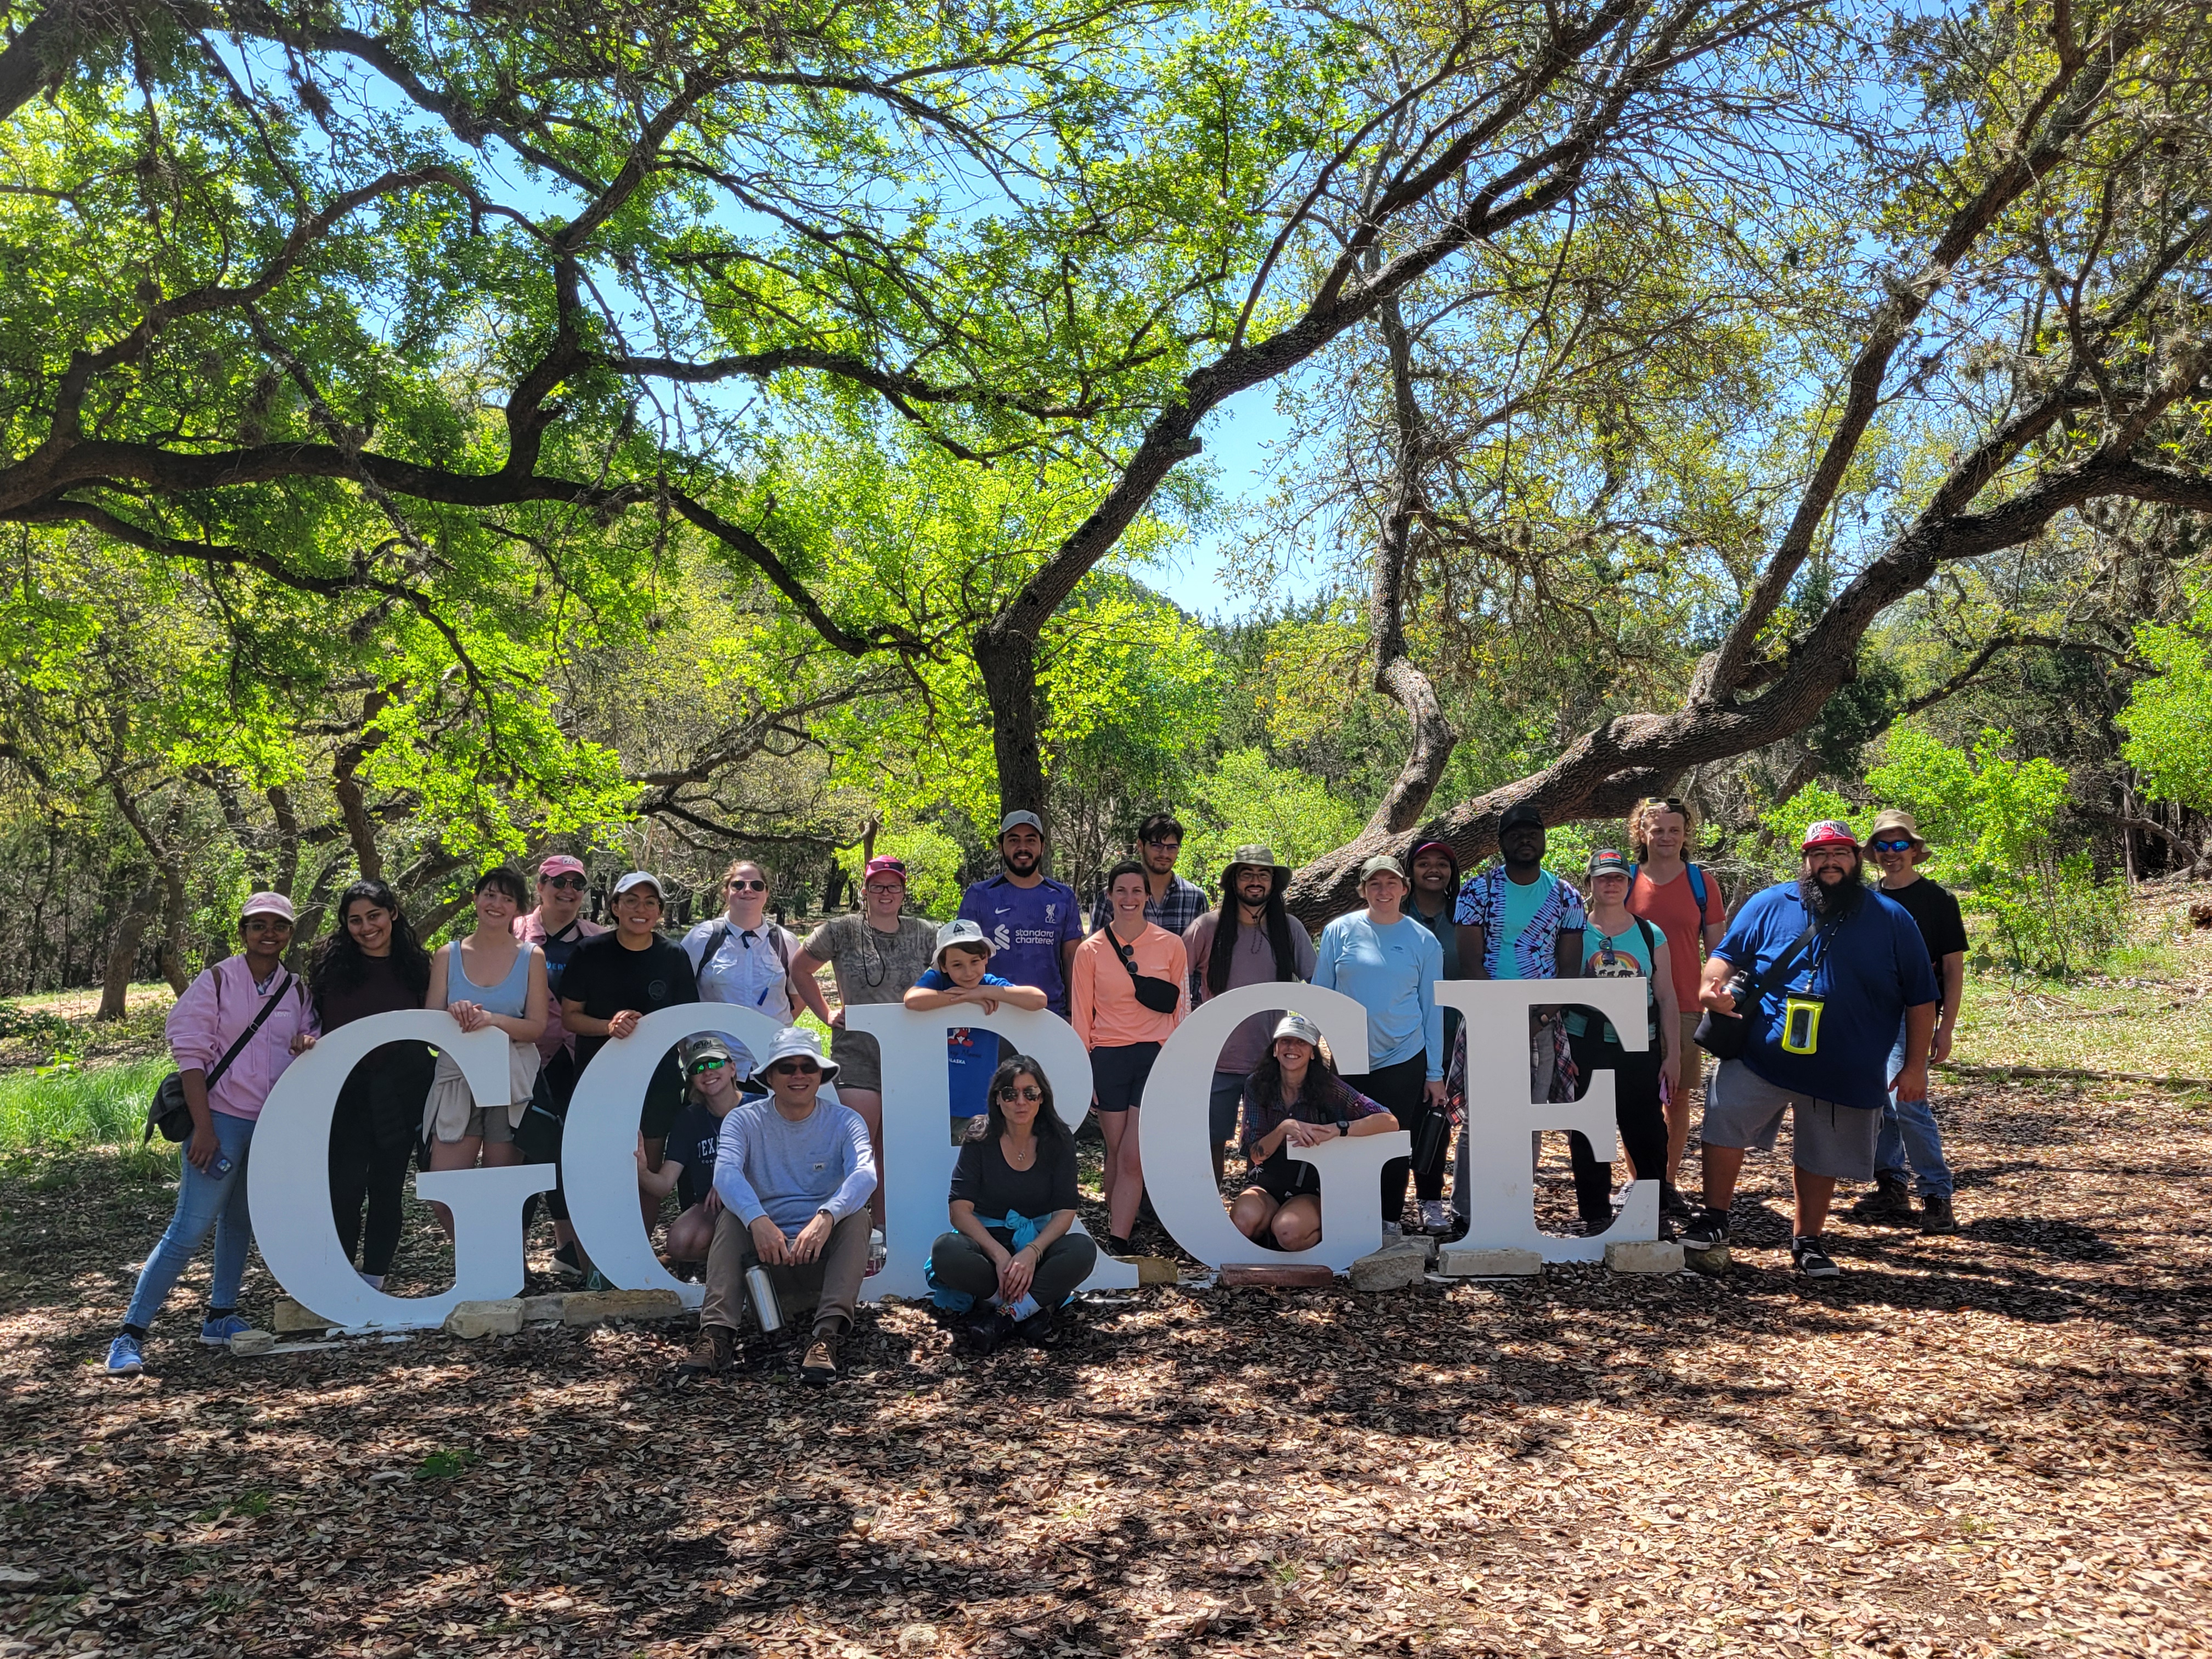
(415, 1449, 475, 1480)
(0, 1057, 171, 1152)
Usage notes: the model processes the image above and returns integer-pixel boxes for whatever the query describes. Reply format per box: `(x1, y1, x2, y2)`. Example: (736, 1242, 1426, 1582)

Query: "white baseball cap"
(611, 871, 664, 899)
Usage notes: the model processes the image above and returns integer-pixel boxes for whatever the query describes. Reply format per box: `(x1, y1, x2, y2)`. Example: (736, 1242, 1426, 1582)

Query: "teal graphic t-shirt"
(1564, 921, 1668, 1045)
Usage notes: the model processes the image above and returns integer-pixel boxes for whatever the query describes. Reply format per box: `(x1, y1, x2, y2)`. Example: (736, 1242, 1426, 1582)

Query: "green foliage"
(1754, 784, 1861, 882)
(2120, 592, 2212, 814)
(0, 1056, 170, 1152)
(839, 826, 966, 921)
(1177, 751, 1362, 898)
(1867, 729, 2123, 975)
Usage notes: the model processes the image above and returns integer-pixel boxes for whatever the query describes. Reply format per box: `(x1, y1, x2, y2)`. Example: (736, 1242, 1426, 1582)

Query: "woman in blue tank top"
(420, 868, 551, 1239)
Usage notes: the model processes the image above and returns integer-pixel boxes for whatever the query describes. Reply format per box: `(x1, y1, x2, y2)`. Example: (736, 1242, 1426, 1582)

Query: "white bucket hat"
(758, 1025, 839, 1084)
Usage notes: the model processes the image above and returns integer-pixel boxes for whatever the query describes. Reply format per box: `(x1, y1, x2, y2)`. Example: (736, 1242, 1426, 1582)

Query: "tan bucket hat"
(1220, 843, 1292, 898)
(1867, 808, 1931, 864)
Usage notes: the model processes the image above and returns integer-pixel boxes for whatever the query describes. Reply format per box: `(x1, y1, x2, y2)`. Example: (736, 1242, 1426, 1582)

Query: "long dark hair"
(1205, 884, 1301, 998)
(1243, 1039, 1356, 1124)
(308, 879, 433, 1012)
(1093, 859, 1149, 934)
(971, 1054, 1073, 1152)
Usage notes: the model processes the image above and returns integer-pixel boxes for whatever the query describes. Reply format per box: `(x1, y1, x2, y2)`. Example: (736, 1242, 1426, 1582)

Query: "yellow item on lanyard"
(1780, 994, 1825, 1054)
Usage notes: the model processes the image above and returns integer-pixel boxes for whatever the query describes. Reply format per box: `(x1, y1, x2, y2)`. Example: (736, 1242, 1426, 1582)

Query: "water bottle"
(744, 1264, 783, 1335)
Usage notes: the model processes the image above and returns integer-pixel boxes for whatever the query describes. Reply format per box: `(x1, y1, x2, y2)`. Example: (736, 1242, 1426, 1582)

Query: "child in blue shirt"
(904, 918, 1048, 1131)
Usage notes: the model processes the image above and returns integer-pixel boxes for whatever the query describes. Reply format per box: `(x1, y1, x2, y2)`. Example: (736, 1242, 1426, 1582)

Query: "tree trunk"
(1360, 297, 1457, 838)
(96, 875, 161, 1020)
(974, 617, 1049, 825)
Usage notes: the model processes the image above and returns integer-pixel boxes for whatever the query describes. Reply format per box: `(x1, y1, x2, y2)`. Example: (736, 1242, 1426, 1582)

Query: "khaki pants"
(701, 1206, 871, 1339)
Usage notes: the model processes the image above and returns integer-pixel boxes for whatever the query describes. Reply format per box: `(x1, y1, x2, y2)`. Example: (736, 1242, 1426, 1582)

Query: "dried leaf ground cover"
(3, 1079, 2210, 1659)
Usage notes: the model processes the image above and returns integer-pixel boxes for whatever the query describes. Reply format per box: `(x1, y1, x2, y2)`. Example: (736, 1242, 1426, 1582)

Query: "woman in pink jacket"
(106, 893, 308, 1376)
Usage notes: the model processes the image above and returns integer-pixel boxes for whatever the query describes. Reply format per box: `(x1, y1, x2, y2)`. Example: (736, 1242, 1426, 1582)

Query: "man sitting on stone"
(682, 1026, 877, 1384)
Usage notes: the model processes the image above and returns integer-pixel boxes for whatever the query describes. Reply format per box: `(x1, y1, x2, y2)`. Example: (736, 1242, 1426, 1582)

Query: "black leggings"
(929, 1230, 1098, 1310)
(1566, 1031, 1668, 1225)
(1345, 1053, 1429, 1224)
(329, 1043, 435, 1276)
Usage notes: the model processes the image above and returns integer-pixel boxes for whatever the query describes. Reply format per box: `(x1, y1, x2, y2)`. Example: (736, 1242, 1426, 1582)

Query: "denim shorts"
(1702, 1059, 1881, 1180)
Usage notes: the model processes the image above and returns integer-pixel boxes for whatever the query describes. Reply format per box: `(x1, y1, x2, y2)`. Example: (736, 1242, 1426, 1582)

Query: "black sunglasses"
(997, 1084, 1045, 1102)
(726, 877, 767, 891)
(769, 1059, 821, 1077)
(539, 874, 587, 891)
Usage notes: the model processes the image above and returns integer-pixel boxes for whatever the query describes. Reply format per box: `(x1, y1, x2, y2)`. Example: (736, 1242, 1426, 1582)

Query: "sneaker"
(199, 1313, 251, 1347)
(1578, 1210, 1616, 1238)
(963, 1312, 1015, 1355)
(1918, 1193, 1958, 1235)
(1418, 1199, 1451, 1234)
(864, 1228, 887, 1278)
(1848, 1174, 1915, 1226)
(357, 1270, 385, 1291)
(1013, 1308, 1060, 1348)
(1792, 1235, 1841, 1278)
(1659, 1182, 1696, 1220)
(800, 1334, 840, 1386)
(552, 1242, 588, 1282)
(104, 1334, 144, 1376)
(1680, 1207, 1731, 1251)
(1106, 1234, 1134, 1258)
(679, 1325, 735, 1376)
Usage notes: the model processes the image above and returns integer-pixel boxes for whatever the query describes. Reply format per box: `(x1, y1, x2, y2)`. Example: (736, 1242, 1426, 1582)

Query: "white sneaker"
(864, 1228, 887, 1278)
(357, 1271, 384, 1290)
(1419, 1200, 1450, 1234)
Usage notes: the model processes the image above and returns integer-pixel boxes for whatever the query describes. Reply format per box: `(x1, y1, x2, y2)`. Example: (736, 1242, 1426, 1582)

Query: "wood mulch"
(1, 1080, 2207, 1657)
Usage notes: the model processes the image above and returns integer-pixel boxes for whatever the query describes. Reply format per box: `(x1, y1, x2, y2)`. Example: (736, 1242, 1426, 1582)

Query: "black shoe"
(1579, 1209, 1616, 1238)
(963, 1313, 1015, 1355)
(1659, 1182, 1696, 1220)
(1680, 1207, 1731, 1251)
(1918, 1193, 1958, 1234)
(1792, 1235, 1841, 1278)
(1013, 1308, 1059, 1348)
(1106, 1234, 1134, 1258)
(1848, 1174, 1915, 1226)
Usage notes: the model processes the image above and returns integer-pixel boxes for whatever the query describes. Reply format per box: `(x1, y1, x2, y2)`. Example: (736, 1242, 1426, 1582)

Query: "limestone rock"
(227, 1329, 276, 1356)
(1437, 1245, 1543, 1277)
(561, 1288, 685, 1327)
(1683, 1242, 1731, 1277)
(1218, 1263, 1335, 1289)
(1604, 1239, 1685, 1274)
(1349, 1240, 1430, 1293)
(443, 1299, 524, 1338)
(272, 1296, 331, 1334)
(1111, 1255, 1179, 1285)
(518, 1294, 569, 1324)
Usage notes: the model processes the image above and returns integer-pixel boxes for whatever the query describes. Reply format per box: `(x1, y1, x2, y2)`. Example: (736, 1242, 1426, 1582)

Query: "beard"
(1003, 848, 1040, 875)
(1798, 862, 1867, 920)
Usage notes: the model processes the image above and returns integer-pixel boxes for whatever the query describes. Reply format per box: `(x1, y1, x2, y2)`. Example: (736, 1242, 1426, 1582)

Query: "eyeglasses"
(997, 1085, 1045, 1102)
(769, 1059, 821, 1077)
(864, 882, 904, 896)
(540, 874, 587, 891)
(727, 878, 766, 892)
(1867, 837, 1916, 853)
(1144, 836, 1182, 851)
(688, 1057, 729, 1075)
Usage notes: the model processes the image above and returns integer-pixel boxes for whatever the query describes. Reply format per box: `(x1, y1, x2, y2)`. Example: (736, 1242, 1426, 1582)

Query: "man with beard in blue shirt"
(957, 811, 1085, 1018)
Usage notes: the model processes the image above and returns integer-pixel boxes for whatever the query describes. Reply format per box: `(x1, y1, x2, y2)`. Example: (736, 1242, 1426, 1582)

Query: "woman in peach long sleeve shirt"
(1070, 860, 1188, 1255)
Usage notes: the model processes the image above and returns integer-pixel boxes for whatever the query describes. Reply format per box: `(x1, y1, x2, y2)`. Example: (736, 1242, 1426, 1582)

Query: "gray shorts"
(1703, 1059, 1880, 1181)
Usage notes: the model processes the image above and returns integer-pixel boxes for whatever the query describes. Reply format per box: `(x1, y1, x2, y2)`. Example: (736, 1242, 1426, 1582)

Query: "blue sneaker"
(199, 1313, 252, 1347)
(105, 1334, 145, 1376)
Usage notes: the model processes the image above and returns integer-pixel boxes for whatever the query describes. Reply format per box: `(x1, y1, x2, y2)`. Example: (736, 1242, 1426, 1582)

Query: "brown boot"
(679, 1324, 735, 1376)
(1918, 1193, 1958, 1234)
(801, 1331, 840, 1386)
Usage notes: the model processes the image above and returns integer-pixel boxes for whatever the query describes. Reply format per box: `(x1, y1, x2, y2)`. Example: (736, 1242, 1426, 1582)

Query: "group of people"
(103, 797, 1970, 1379)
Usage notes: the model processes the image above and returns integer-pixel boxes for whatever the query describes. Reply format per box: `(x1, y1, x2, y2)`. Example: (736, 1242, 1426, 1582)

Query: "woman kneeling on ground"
(929, 1056, 1096, 1351)
(1232, 1014, 1395, 1252)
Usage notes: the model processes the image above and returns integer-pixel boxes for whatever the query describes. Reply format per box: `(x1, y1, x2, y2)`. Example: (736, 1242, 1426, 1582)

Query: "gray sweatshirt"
(713, 1097, 878, 1233)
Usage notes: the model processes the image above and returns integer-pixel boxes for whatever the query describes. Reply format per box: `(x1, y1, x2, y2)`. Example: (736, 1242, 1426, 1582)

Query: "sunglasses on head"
(727, 877, 766, 891)
(540, 874, 587, 891)
(1868, 837, 1916, 853)
(997, 1084, 1045, 1102)
(689, 1057, 728, 1075)
(1642, 797, 1687, 812)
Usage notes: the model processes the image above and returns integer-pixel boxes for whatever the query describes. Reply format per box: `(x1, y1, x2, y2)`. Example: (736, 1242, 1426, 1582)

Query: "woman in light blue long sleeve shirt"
(1312, 856, 1446, 1234)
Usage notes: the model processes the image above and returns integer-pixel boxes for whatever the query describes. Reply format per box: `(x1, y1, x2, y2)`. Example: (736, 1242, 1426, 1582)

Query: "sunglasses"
(997, 1084, 1045, 1102)
(769, 1059, 821, 1077)
(726, 877, 767, 891)
(1641, 797, 1687, 811)
(539, 874, 587, 891)
(688, 1057, 729, 1075)
(1867, 837, 1916, 853)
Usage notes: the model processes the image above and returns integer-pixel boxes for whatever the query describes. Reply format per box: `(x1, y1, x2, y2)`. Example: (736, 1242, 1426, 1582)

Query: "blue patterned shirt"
(1453, 867, 1587, 979)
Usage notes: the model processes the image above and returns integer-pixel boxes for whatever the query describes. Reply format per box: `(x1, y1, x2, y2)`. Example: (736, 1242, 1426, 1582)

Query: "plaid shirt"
(1452, 866, 1587, 979)
(1089, 871, 1209, 939)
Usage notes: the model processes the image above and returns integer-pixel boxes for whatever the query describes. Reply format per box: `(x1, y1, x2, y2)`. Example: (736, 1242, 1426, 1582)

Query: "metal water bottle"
(744, 1264, 783, 1335)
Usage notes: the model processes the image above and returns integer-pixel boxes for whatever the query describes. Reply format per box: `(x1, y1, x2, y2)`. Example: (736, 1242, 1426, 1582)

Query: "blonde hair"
(1627, 797, 1698, 863)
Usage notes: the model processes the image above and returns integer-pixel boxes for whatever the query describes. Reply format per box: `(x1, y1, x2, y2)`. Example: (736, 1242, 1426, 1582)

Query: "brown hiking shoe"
(1848, 1174, 1914, 1225)
(800, 1333, 840, 1386)
(679, 1325, 735, 1376)
(1918, 1193, 1958, 1234)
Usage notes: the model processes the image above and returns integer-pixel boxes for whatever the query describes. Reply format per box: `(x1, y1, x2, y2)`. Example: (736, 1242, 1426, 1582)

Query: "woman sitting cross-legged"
(929, 1056, 1097, 1351)
(635, 1035, 749, 1273)
(1231, 1014, 1396, 1252)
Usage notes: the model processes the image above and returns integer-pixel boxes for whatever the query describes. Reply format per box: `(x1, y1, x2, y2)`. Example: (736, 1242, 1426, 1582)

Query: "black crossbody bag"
(1693, 923, 1816, 1061)
(144, 971, 297, 1143)
(1110, 932, 1182, 1015)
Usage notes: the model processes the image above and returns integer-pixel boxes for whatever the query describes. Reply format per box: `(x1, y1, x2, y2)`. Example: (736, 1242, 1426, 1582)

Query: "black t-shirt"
(560, 932, 699, 1102)
(947, 1132, 1080, 1243)
(1880, 877, 1967, 968)
(663, 1099, 742, 1210)
(315, 953, 425, 1031)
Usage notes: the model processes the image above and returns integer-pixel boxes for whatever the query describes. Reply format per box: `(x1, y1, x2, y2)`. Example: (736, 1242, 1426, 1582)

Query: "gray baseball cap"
(1272, 1013, 1325, 1048)
(997, 810, 1046, 839)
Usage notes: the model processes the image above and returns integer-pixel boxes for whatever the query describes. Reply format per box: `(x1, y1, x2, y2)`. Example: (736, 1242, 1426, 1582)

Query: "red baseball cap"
(538, 854, 586, 879)
(1800, 820, 1860, 851)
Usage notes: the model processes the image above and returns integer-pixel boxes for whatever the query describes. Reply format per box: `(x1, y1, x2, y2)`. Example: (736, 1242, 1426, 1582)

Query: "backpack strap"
(1686, 862, 1709, 913)
(696, 921, 731, 971)
(205, 969, 297, 1091)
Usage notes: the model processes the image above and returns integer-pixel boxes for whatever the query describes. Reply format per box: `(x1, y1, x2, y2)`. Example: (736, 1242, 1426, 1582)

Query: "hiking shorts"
(1702, 1059, 1881, 1181)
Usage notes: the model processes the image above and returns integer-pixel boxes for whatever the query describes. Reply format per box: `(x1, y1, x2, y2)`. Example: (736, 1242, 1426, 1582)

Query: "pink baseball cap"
(537, 854, 586, 879)
(863, 855, 908, 884)
(240, 891, 296, 922)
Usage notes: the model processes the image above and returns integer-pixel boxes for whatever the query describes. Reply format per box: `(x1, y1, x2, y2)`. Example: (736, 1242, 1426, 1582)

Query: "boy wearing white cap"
(904, 919, 1047, 1134)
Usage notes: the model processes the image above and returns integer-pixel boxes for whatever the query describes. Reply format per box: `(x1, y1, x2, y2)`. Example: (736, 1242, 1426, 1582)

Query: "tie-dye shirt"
(1453, 867, 1587, 980)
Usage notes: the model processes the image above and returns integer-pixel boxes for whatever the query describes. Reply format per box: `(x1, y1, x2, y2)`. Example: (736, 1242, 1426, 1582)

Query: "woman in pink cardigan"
(106, 893, 308, 1376)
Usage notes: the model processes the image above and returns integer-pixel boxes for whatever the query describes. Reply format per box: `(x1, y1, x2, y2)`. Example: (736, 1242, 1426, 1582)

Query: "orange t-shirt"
(1625, 864, 1727, 1011)
(1069, 925, 1188, 1049)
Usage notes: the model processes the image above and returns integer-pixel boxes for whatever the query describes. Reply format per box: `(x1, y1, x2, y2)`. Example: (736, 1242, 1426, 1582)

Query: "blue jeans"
(1878, 1023, 1952, 1198)
(124, 1110, 257, 1330)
